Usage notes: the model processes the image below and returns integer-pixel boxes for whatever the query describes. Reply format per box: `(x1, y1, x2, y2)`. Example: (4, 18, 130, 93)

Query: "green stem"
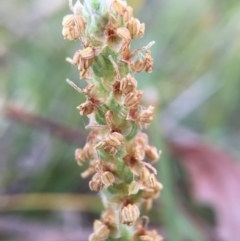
(149, 108, 182, 241)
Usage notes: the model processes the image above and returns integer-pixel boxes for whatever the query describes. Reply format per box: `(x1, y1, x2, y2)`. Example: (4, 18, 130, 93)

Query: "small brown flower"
(132, 60, 145, 73)
(101, 171, 115, 187)
(108, 132, 124, 146)
(123, 145, 145, 176)
(111, 0, 133, 23)
(116, 27, 131, 43)
(83, 84, 95, 96)
(77, 100, 94, 115)
(120, 74, 137, 95)
(83, 143, 95, 160)
(81, 160, 97, 179)
(133, 220, 163, 241)
(142, 181, 163, 200)
(77, 95, 103, 116)
(124, 91, 140, 107)
(72, 47, 101, 76)
(138, 106, 154, 128)
(75, 143, 94, 166)
(101, 209, 118, 237)
(127, 18, 145, 39)
(89, 173, 104, 192)
(105, 21, 131, 51)
(105, 22, 122, 51)
(126, 107, 139, 121)
(131, 51, 154, 73)
(119, 204, 140, 226)
(139, 230, 163, 241)
(145, 145, 159, 161)
(135, 132, 149, 150)
(144, 51, 154, 73)
(96, 132, 124, 154)
(123, 6, 133, 22)
(121, 44, 132, 64)
(75, 148, 86, 166)
(112, 79, 122, 100)
(111, 0, 127, 15)
(62, 14, 85, 40)
(89, 220, 110, 241)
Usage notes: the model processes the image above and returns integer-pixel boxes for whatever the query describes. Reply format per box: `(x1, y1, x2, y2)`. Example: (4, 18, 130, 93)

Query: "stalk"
(62, 1, 163, 240)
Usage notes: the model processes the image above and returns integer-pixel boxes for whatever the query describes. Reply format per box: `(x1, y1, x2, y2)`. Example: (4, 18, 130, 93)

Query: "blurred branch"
(5, 104, 86, 146)
(0, 193, 101, 212)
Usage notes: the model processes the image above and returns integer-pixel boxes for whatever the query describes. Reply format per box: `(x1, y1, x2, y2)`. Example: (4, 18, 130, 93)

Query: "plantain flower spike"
(62, 0, 163, 240)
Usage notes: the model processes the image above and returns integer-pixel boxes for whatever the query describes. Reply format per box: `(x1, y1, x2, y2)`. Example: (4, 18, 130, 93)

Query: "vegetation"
(1, 0, 240, 240)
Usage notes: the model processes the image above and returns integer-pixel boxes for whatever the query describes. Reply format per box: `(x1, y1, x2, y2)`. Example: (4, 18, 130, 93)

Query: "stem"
(62, 1, 163, 240)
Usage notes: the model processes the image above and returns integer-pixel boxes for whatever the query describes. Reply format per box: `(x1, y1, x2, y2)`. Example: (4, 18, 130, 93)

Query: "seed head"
(62, 0, 163, 239)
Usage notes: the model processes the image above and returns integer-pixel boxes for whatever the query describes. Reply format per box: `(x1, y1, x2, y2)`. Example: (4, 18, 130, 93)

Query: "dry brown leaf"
(170, 140, 240, 241)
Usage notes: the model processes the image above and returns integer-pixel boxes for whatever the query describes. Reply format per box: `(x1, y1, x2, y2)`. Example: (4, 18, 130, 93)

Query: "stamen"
(66, 79, 83, 93)
(130, 41, 155, 57)
(66, 57, 74, 64)
(143, 162, 157, 175)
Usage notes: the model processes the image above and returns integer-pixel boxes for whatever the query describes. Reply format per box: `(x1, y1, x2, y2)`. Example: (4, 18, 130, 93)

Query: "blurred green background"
(1, 0, 240, 241)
